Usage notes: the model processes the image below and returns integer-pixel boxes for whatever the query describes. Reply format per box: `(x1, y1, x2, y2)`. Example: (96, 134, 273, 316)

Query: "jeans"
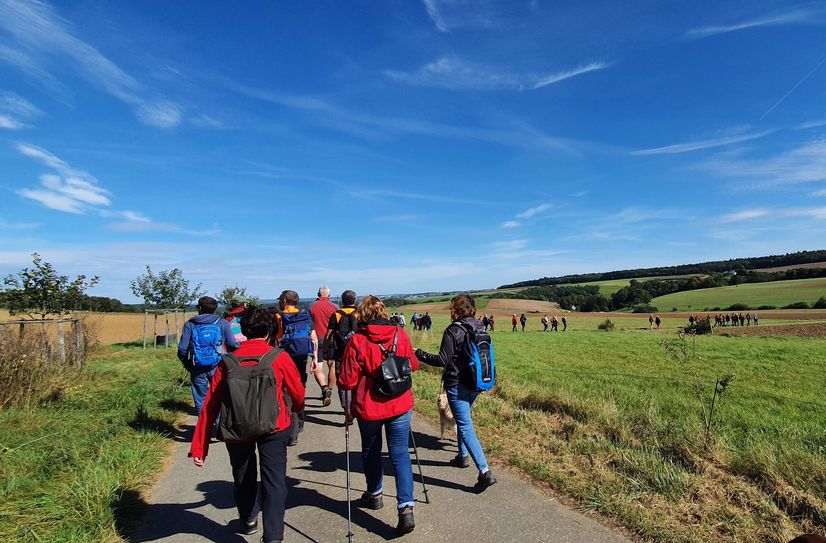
(446, 384, 488, 473)
(357, 409, 414, 509)
(190, 365, 217, 414)
(226, 429, 290, 542)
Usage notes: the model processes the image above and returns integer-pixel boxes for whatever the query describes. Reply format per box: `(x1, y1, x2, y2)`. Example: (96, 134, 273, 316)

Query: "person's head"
(230, 294, 248, 309)
(450, 294, 476, 321)
(197, 296, 218, 315)
(341, 289, 357, 307)
(278, 289, 299, 309)
(240, 307, 276, 340)
(317, 285, 331, 299)
(356, 295, 389, 323)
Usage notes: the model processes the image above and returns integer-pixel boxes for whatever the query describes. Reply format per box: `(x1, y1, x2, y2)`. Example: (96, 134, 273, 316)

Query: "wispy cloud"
(422, 0, 449, 33)
(685, 7, 824, 39)
(350, 188, 494, 206)
(0, 92, 41, 129)
(501, 220, 520, 229)
(718, 209, 771, 223)
(699, 140, 826, 185)
(811, 188, 826, 197)
(0, 0, 181, 128)
(229, 83, 577, 153)
(372, 214, 421, 223)
(632, 129, 773, 155)
(386, 57, 609, 91)
(516, 203, 552, 219)
(797, 119, 826, 130)
(491, 239, 528, 252)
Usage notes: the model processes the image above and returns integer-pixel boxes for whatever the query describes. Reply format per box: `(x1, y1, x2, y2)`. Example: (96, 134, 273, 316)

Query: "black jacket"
(415, 317, 481, 388)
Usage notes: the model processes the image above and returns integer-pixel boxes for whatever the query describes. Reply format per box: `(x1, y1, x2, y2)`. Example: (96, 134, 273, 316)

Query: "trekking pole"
(408, 429, 430, 504)
(344, 393, 353, 543)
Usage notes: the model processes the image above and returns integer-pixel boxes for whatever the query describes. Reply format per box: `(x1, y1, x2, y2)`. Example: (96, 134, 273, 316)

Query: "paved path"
(133, 380, 632, 543)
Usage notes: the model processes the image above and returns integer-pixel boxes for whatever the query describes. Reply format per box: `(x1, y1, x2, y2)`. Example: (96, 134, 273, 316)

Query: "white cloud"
(718, 209, 770, 223)
(501, 220, 520, 229)
(811, 188, 826, 197)
(386, 57, 609, 91)
(0, 114, 23, 129)
(0, 92, 41, 129)
(422, 0, 449, 32)
(632, 130, 773, 155)
(798, 119, 826, 130)
(0, 0, 181, 128)
(491, 239, 527, 251)
(516, 203, 552, 219)
(17, 187, 84, 213)
(700, 140, 826, 185)
(685, 7, 824, 39)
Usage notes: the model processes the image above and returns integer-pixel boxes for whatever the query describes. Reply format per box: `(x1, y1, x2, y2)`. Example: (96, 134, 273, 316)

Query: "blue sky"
(1, 0, 826, 302)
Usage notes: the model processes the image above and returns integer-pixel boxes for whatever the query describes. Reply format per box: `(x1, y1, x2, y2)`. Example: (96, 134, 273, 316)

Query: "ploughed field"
(408, 312, 826, 543)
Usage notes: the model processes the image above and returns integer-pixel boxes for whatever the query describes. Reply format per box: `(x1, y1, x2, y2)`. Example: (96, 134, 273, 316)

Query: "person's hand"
(193, 457, 205, 468)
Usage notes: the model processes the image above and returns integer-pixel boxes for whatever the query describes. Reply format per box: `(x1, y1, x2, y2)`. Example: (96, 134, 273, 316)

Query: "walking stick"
(408, 429, 430, 504)
(344, 391, 353, 542)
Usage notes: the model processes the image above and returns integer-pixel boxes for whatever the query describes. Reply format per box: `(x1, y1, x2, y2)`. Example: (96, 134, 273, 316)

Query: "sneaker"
(322, 388, 333, 407)
(474, 470, 497, 493)
(358, 491, 383, 510)
(287, 436, 298, 447)
(450, 454, 470, 468)
(241, 517, 258, 535)
(396, 506, 415, 534)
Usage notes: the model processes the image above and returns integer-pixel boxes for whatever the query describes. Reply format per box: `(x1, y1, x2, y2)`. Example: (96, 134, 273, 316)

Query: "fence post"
(73, 318, 85, 368)
(19, 322, 24, 338)
(57, 320, 66, 365)
(143, 311, 147, 350)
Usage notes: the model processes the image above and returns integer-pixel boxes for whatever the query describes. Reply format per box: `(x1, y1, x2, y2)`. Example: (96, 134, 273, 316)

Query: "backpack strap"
(222, 353, 241, 369)
(377, 328, 399, 356)
(257, 347, 284, 367)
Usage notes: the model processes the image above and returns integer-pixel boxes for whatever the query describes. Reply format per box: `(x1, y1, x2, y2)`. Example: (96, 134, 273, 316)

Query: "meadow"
(409, 313, 825, 543)
(650, 277, 826, 311)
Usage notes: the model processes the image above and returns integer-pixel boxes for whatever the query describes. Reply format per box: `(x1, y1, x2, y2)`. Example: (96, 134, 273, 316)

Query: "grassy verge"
(410, 316, 826, 543)
(0, 345, 190, 542)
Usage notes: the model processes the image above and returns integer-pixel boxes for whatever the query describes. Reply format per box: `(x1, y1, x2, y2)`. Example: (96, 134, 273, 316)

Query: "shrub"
(632, 304, 658, 313)
(725, 303, 751, 311)
(684, 319, 712, 335)
(782, 302, 810, 309)
(813, 296, 826, 309)
(671, 307, 678, 312)
(756, 305, 776, 310)
(597, 318, 615, 331)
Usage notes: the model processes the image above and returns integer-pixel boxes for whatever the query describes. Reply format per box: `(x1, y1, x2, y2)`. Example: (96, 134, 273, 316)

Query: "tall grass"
(409, 317, 826, 542)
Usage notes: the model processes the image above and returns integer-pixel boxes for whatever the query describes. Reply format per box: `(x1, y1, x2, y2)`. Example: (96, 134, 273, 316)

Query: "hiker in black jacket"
(415, 294, 496, 493)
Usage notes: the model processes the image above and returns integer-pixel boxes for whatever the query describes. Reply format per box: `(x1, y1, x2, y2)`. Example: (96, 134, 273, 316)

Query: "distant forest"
(494, 250, 826, 312)
(498, 250, 826, 289)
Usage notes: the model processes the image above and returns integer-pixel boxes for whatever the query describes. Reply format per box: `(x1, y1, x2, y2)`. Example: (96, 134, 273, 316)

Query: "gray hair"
(318, 285, 331, 297)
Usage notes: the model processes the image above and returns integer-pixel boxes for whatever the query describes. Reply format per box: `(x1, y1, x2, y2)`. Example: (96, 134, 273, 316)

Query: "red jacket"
(338, 321, 419, 421)
(190, 338, 305, 459)
(309, 297, 338, 340)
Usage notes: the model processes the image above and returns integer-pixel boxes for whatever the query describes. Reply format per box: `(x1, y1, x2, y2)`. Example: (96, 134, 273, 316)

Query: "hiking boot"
(358, 491, 383, 510)
(396, 506, 415, 534)
(287, 436, 298, 447)
(240, 517, 258, 535)
(322, 387, 333, 407)
(474, 470, 497, 493)
(450, 454, 470, 468)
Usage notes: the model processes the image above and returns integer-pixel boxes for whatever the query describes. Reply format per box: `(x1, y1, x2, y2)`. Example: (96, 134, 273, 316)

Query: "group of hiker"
(178, 289, 496, 542)
(506, 312, 568, 332)
(711, 312, 759, 327)
(410, 311, 432, 331)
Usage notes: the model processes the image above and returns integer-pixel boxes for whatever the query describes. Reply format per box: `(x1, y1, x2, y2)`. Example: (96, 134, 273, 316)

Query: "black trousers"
(226, 429, 290, 542)
(289, 354, 308, 440)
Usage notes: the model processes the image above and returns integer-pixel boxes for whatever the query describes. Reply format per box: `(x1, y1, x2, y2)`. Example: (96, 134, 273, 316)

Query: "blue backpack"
(455, 322, 495, 392)
(279, 310, 314, 356)
(190, 317, 224, 367)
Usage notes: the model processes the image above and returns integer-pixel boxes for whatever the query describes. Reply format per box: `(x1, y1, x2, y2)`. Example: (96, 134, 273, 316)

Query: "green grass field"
(572, 274, 706, 296)
(0, 346, 190, 542)
(650, 277, 826, 310)
(409, 314, 825, 543)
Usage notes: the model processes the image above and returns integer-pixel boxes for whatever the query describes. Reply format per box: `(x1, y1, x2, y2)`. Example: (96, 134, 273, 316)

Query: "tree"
(215, 285, 261, 309)
(2, 253, 100, 319)
(130, 266, 205, 309)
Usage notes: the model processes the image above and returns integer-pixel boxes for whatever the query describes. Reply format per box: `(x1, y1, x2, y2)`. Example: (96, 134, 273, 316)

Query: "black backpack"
(217, 348, 282, 441)
(333, 308, 358, 360)
(373, 329, 412, 397)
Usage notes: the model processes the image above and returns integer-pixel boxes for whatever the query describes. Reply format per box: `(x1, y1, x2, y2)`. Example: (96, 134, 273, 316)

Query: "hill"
(499, 249, 826, 289)
(649, 277, 826, 311)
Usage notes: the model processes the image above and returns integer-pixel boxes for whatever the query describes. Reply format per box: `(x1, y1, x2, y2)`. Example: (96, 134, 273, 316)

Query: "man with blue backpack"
(274, 290, 319, 446)
(178, 296, 239, 415)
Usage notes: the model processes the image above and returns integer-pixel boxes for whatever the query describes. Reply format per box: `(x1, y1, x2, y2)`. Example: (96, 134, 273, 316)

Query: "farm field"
(409, 313, 826, 543)
(650, 277, 826, 311)
(573, 274, 706, 296)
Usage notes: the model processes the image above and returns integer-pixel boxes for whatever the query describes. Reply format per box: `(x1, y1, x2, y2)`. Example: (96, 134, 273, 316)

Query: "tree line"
(498, 249, 826, 289)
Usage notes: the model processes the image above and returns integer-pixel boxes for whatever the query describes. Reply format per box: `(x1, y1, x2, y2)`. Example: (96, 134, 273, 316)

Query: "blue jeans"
(357, 409, 414, 509)
(446, 384, 489, 473)
(190, 365, 217, 414)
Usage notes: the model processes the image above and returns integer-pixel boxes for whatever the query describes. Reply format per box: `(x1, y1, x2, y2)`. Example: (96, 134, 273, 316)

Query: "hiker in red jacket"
(309, 285, 339, 406)
(190, 308, 305, 543)
(338, 295, 420, 535)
